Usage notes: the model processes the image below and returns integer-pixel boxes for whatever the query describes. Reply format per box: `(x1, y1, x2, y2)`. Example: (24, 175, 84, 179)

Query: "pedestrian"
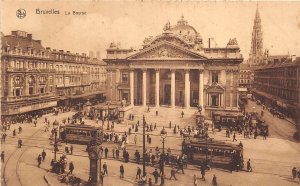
(42, 149, 46, 161)
(181, 111, 184, 118)
(169, 121, 172, 128)
(194, 174, 198, 185)
(136, 167, 142, 180)
(212, 174, 217, 186)
(69, 161, 74, 174)
(1, 151, 4, 163)
(297, 170, 300, 182)
(247, 159, 252, 172)
(18, 138, 22, 148)
(134, 134, 137, 144)
(233, 133, 237, 142)
(148, 136, 152, 144)
(292, 167, 297, 180)
(120, 164, 124, 178)
(156, 111, 158, 116)
(70, 145, 73, 155)
(112, 148, 115, 158)
(147, 105, 150, 112)
(13, 129, 16, 136)
(105, 147, 108, 158)
(152, 169, 159, 184)
(148, 178, 153, 186)
(200, 165, 206, 180)
(103, 162, 108, 176)
(18, 126, 22, 134)
(37, 154, 42, 168)
(65, 145, 69, 154)
(116, 148, 120, 159)
(170, 167, 177, 180)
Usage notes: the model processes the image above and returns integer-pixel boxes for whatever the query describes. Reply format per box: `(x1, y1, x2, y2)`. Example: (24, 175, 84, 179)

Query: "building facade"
(104, 17, 243, 117)
(253, 57, 300, 122)
(1, 31, 106, 120)
(239, 63, 252, 90)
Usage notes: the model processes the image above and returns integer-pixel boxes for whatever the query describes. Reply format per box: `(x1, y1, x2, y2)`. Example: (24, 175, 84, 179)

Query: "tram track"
(2, 128, 44, 186)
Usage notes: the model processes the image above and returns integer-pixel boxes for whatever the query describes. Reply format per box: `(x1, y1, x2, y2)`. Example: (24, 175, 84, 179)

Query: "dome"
(143, 16, 203, 50)
(171, 16, 198, 37)
(169, 16, 203, 46)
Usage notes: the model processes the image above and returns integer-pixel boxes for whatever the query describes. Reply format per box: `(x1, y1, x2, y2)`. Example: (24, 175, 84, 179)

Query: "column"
(130, 69, 134, 106)
(142, 69, 147, 106)
(171, 69, 176, 108)
(198, 70, 205, 113)
(184, 70, 190, 108)
(230, 71, 233, 108)
(155, 69, 160, 107)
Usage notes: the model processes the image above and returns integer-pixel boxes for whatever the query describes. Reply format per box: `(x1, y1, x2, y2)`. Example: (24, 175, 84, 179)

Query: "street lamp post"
(142, 115, 146, 176)
(99, 119, 105, 186)
(160, 128, 167, 185)
(53, 128, 58, 161)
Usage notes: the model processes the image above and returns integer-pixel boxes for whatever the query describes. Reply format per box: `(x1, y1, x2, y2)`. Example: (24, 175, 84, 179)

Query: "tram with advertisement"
(59, 124, 103, 145)
(212, 111, 244, 130)
(182, 139, 243, 171)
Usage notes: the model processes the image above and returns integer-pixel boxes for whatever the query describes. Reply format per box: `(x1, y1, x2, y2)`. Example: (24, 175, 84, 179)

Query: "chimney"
(46, 47, 51, 50)
(27, 34, 32, 40)
(67, 51, 70, 54)
(59, 50, 64, 53)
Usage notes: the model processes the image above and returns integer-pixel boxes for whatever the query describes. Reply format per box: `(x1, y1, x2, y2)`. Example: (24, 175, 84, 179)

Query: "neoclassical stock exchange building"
(104, 17, 243, 117)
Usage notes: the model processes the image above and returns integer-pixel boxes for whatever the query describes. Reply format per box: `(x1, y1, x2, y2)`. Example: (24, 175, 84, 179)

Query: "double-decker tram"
(182, 139, 243, 171)
(59, 124, 103, 145)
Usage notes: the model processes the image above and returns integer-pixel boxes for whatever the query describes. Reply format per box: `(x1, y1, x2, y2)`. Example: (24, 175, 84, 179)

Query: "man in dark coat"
(103, 162, 108, 176)
(37, 154, 42, 168)
(69, 161, 74, 174)
(105, 147, 108, 159)
(120, 164, 124, 178)
(136, 167, 142, 180)
(42, 150, 46, 161)
(152, 169, 159, 184)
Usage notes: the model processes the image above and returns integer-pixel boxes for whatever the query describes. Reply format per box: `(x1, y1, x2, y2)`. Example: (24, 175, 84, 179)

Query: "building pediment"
(205, 83, 225, 93)
(127, 41, 207, 60)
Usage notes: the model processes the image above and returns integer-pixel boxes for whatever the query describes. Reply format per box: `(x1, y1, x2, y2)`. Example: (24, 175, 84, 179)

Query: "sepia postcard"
(1, 1, 300, 186)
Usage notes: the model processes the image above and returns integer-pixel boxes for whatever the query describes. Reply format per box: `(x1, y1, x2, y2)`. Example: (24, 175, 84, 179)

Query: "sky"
(1, 1, 300, 60)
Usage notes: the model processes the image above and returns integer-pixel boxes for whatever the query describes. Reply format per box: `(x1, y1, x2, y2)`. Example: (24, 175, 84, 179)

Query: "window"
(15, 76, 20, 84)
(212, 71, 219, 83)
(211, 95, 219, 106)
(40, 87, 44, 94)
(29, 87, 34, 95)
(15, 88, 21, 96)
(122, 73, 129, 83)
(49, 76, 53, 83)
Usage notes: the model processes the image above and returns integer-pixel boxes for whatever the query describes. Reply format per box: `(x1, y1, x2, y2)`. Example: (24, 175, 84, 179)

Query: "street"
(1, 105, 300, 186)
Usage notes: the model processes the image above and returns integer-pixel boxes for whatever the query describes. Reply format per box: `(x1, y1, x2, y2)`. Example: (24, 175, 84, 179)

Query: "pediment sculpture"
(131, 45, 198, 59)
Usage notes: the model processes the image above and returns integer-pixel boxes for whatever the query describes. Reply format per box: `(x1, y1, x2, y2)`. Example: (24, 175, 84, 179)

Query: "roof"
(2, 34, 45, 52)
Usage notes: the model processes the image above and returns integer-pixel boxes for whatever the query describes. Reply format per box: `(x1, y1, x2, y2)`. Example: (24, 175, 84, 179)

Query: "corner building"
(1, 31, 106, 121)
(104, 17, 243, 117)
